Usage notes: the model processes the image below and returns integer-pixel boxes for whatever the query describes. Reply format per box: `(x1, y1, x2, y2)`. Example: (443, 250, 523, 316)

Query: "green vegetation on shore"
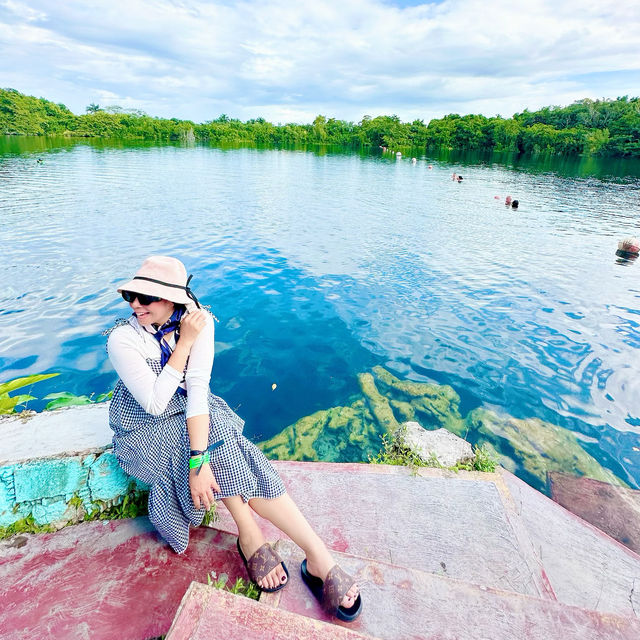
(2, 88, 640, 156)
(0, 373, 111, 415)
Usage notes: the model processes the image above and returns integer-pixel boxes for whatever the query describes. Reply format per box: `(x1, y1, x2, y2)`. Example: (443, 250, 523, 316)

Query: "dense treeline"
(2, 88, 640, 157)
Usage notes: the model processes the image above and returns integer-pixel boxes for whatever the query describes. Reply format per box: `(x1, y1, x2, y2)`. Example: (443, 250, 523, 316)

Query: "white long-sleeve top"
(107, 312, 215, 418)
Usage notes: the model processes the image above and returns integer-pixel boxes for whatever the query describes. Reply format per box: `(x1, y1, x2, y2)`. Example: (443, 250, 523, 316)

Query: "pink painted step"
(166, 582, 377, 640)
(262, 539, 640, 640)
(0, 519, 246, 640)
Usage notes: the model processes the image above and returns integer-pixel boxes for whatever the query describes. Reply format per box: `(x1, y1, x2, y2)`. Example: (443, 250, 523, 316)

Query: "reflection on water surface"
(1, 136, 640, 488)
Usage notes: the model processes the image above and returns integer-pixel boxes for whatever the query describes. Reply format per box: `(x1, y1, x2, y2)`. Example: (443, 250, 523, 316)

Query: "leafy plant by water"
(0, 373, 112, 415)
(43, 390, 112, 410)
(0, 373, 59, 414)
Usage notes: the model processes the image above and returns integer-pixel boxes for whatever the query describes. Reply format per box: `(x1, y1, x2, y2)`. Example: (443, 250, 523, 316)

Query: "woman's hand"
(189, 463, 221, 510)
(179, 310, 207, 347)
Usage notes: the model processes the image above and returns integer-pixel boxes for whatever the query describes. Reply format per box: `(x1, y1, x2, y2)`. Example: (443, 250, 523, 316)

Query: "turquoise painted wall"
(0, 449, 148, 528)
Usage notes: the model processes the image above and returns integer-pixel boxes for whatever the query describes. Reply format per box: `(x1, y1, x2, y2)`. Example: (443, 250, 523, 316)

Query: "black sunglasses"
(121, 291, 163, 305)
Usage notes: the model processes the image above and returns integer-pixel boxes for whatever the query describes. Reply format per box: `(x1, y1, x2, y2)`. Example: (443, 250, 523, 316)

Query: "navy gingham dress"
(108, 355, 285, 554)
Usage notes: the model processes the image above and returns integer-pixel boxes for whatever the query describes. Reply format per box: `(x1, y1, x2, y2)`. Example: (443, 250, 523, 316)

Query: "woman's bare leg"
(248, 494, 359, 608)
(221, 496, 287, 591)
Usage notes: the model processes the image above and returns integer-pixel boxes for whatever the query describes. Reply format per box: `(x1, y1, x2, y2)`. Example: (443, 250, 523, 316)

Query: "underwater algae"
(469, 409, 626, 489)
(258, 366, 466, 462)
(258, 366, 625, 490)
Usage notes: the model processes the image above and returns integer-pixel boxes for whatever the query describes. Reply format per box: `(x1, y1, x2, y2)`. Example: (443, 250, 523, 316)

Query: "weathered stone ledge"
(0, 404, 146, 529)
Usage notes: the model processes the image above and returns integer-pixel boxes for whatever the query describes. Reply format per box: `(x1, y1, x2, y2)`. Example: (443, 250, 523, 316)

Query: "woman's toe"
(341, 583, 359, 608)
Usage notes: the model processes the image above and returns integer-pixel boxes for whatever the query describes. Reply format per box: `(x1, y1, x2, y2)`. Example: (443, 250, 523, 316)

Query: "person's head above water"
(511, 200, 519, 209)
(117, 256, 201, 325)
(505, 195, 512, 205)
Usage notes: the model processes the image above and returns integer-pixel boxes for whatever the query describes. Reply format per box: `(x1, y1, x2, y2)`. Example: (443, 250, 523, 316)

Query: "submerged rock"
(371, 366, 466, 436)
(259, 366, 626, 492)
(468, 408, 626, 490)
(258, 366, 466, 462)
(258, 400, 384, 462)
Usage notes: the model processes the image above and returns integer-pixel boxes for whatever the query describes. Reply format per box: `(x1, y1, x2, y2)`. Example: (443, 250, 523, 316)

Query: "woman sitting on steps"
(106, 255, 362, 621)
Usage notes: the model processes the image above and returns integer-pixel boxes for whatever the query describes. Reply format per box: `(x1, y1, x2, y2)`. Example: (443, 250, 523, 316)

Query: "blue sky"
(1, 0, 639, 124)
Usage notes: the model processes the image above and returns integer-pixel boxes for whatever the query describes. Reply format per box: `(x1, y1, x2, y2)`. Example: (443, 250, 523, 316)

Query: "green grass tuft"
(370, 430, 497, 473)
(207, 572, 260, 600)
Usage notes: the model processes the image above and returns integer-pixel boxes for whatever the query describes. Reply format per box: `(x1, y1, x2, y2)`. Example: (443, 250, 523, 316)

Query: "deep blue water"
(2, 137, 640, 486)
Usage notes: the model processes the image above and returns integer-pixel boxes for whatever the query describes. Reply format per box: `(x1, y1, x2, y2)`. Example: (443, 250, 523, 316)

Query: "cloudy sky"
(1, 0, 639, 124)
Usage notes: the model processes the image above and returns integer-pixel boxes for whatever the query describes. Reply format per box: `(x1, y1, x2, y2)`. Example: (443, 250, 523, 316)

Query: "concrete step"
(4, 460, 640, 639)
(0, 518, 247, 640)
(213, 461, 640, 617)
(166, 581, 377, 640)
(214, 461, 551, 599)
(549, 471, 640, 555)
(502, 469, 640, 617)
(261, 539, 640, 640)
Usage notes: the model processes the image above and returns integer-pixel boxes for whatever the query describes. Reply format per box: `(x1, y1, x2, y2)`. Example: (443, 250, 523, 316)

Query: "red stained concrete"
(166, 582, 377, 640)
(549, 472, 640, 555)
(217, 461, 550, 598)
(0, 519, 246, 640)
(4, 461, 640, 640)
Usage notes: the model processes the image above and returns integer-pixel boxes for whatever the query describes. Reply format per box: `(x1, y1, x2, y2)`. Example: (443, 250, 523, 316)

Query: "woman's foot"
(238, 533, 288, 591)
(304, 551, 359, 609)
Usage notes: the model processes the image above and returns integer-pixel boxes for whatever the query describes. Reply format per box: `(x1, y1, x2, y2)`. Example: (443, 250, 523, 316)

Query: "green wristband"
(189, 453, 210, 469)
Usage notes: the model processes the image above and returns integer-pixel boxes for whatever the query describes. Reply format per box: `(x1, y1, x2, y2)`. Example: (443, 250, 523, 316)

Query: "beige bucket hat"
(117, 256, 201, 311)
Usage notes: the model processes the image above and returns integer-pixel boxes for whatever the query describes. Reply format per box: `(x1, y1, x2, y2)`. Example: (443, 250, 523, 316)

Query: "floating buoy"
(618, 237, 640, 255)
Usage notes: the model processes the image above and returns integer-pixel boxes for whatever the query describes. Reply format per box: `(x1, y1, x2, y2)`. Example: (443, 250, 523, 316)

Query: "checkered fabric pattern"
(109, 358, 285, 554)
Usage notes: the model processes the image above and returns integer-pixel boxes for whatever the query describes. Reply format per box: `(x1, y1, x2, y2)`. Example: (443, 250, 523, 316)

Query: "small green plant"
(207, 571, 259, 600)
(1, 485, 149, 541)
(84, 483, 149, 521)
(0, 514, 55, 538)
(370, 430, 498, 473)
(472, 443, 498, 473)
(369, 432, 437, 469)
(202, 504, 218, 527)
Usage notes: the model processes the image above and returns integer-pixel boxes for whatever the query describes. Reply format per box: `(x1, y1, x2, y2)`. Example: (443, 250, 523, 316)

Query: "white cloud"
(1, 0, 639, 122)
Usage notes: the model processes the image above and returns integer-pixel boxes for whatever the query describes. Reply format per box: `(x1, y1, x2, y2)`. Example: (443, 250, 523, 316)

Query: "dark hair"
(511, 200, 519, 208)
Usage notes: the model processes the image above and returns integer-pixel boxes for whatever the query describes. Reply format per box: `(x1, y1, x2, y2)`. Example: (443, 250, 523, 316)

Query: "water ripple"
(2, 140, 640, 485)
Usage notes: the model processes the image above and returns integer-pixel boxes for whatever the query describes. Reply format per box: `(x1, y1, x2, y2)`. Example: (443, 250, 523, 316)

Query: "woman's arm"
(183, 313, 221, 508)
(184, 312, 215, 419)
(108, 312, 207, 416)
(108, 328, 184, 415)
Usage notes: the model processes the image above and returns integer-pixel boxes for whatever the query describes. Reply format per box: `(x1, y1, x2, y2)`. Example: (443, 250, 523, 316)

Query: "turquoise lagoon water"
(1, 136, 640, 486)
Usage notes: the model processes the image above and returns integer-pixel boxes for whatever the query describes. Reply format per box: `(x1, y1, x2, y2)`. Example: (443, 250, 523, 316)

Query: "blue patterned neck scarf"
(150, 307, 184, 367)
